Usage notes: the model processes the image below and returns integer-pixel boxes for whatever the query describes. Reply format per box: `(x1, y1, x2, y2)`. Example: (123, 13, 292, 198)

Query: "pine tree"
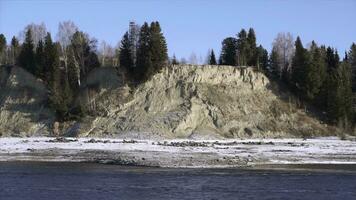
(219, 37, 237, 65)
(18, 29, 36, 74)
(0, 34, 6, 65)
(119, 31, 133, 78)
(136, 22, 152, 82)
(209, 50, 217, 65)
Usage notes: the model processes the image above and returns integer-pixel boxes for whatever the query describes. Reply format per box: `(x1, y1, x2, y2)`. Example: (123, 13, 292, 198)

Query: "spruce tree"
(327, 60, 353, 125)
(49, 43, 72, 120)
(136, 22, 152, 81)
(219, 37, 237, 65)
(315, 45, 329, 110)
(209, 50, 217, 65)
(269, 48, 279, 78)
(349, 43, 356, 90)
(326, 47, 339, 73)
(348, 43, 356, 125)
(67, 47, 80, 91)
(0, 34, 6, 65)
(291, 36, 309, 96)
(18, 29, 36, 74)
(171, 54, 179, 65)
(256, 45, 268, 72)
(304, 41, 326, 101)
(149, 21, 168, 73)
(247, 28, 257, 66)
(35, 40, 45, 79)
(119, 31, 134, 78)
(44, 32, 55, 85)
(339, 60, 353, 126)
(10, 36, 20, 65)
(236, 29, 248, 66)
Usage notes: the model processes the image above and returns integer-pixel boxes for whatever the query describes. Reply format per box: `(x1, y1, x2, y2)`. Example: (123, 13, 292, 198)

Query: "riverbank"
(1, 137, 356, 168)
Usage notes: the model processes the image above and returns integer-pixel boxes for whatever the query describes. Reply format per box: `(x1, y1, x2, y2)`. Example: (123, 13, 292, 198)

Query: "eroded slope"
(79, 65, 330, 139)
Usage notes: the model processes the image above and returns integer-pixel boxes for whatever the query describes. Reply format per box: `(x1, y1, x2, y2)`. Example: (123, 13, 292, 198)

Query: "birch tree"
(56, 21, 78, 71)
(99, 41, 114, 66)
(272, 32, 295, 78)
(0, 34, 6, 65)
(20, 23, 47, 48)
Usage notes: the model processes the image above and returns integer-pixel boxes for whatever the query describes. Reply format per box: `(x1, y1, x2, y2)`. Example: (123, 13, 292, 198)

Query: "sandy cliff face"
(0, 65, 331, 138)
(0, 66, 54, 136)
(77, 65, 330, 139)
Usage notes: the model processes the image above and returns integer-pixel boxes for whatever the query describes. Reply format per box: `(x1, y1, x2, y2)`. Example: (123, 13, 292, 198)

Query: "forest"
(0, 21, 355, 131)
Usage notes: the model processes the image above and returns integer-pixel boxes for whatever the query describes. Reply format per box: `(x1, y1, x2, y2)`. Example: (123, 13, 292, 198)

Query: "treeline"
(216, 29, 355, 130)
(0, 26, 100, 120)
(0, 23, 355, 129)
(0, 21, 168, 120)
(119, 21, 168, 82)
(217, 28, 268, 70)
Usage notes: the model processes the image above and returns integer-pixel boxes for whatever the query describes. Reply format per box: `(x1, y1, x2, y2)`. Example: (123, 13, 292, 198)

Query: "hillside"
(74, 65, 332, 138)
(0, 66, 54, 136)
(0, 65, 333, 138)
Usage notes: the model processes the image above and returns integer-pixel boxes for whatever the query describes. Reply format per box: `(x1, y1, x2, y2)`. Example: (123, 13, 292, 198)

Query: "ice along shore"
(1, 137, 356, 168)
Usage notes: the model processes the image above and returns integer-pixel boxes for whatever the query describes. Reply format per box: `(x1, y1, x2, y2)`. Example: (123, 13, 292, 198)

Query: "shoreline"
(1, 137, 356, 169)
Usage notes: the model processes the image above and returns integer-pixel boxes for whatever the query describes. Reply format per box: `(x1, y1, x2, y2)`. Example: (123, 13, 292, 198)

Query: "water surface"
(0, 162, 355, 200)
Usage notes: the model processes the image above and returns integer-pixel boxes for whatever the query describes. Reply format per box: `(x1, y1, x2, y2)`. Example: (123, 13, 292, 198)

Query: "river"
(0, 162, 355, 200)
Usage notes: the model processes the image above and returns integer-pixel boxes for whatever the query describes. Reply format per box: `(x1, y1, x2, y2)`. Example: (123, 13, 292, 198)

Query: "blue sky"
(0, 0, 355, 60)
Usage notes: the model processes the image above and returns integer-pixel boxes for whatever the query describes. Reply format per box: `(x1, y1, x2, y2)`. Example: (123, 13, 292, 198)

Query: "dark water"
(1, 162, 356, 200)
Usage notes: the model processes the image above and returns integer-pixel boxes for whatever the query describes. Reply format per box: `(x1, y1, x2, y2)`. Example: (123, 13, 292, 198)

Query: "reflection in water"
(0, 162, 356, 200)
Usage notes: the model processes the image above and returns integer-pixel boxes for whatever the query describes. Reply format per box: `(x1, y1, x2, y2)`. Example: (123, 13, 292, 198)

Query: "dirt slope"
(0, 66, 54, 136)
(75, 65, 330, 139)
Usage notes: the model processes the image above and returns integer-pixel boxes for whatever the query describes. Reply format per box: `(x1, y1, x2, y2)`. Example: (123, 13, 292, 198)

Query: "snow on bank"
(0, 137, 356, 167)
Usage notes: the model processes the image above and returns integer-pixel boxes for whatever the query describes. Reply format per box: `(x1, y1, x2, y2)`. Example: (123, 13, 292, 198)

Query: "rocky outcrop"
(76, 65, 331, 139)
(0, 66, 54, 136)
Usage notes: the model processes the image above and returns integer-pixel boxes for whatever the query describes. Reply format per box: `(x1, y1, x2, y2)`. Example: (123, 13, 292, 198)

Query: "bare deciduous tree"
(57, 21, 78, 71)
(188, 52, 198, 64)
(99, 40, 115, 66)
(20, 23, 47, 48)
(272, 32, 295, 78)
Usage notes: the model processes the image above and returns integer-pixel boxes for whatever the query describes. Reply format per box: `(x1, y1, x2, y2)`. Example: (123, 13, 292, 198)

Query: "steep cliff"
(0, 65, 332, 138)
(75, 65, 331, 139)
